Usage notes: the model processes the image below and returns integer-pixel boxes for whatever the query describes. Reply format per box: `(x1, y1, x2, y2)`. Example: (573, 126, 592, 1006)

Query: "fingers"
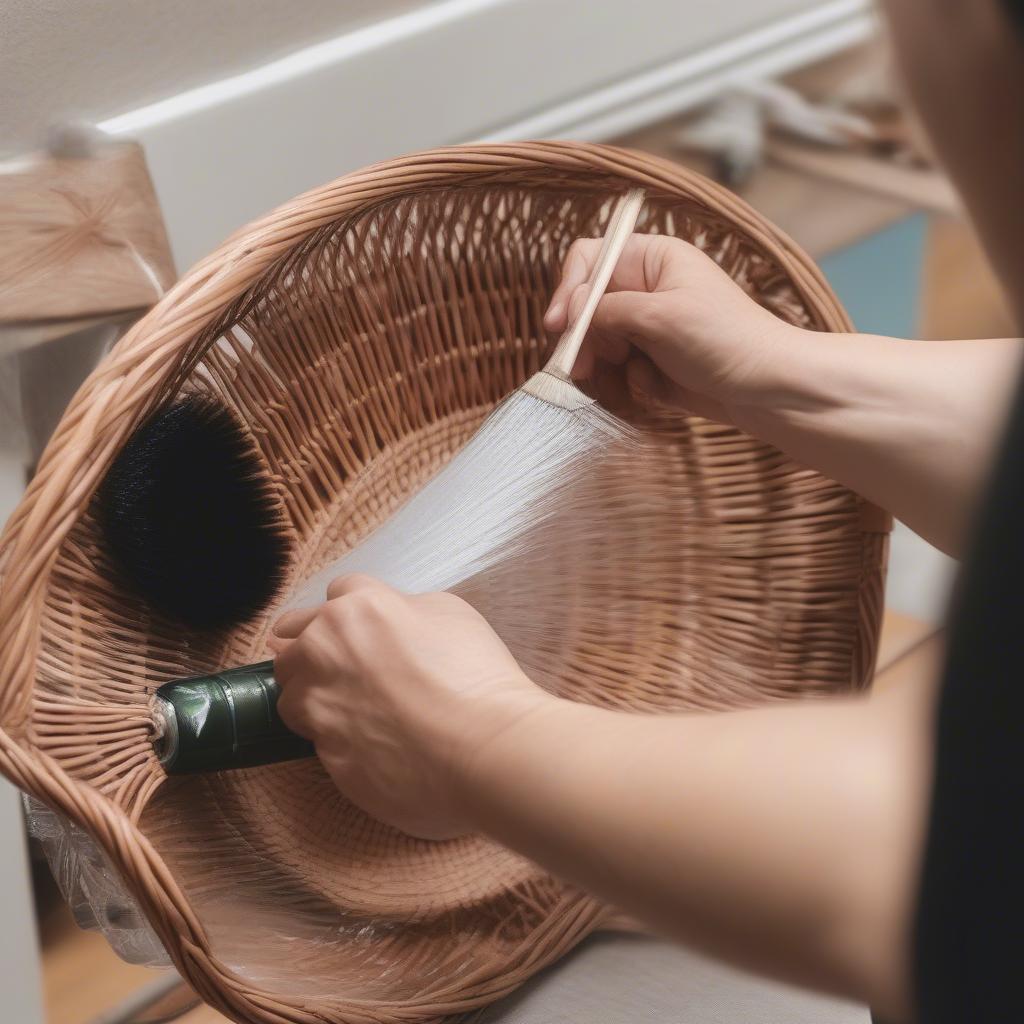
(273, 638, 328, 736)
(326, 572, 382, 600)
(544, 235, 659, 333)
(274, 611, 342, 685)
(272, 575, 384, 646)
(626, 355, 729, 422)
(568, 289, 655, 381)
(564, 282, 593, 343)
(545, 239, 599, 331)
(273, 605, 317, 641)
(266, 632, 293, 656)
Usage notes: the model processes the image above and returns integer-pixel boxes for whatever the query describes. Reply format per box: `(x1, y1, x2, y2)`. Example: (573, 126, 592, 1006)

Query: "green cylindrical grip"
(154, 661, 314, 774)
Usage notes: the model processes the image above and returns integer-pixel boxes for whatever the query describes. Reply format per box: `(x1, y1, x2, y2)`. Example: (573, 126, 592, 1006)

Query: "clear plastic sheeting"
(23, 795, 169, 966)
(286, 391, 636, 610)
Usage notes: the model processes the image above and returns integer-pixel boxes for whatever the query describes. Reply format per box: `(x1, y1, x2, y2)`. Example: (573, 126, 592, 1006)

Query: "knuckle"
(660, 235, 701, 273)
(565, 238, 595, 269)
(634, 295, 663, 329)
(345, 572, 378, 590)
(436, 591, 466, 612)
(357, 588, 398, 619)
(566, 237, 588, 257)
(568, 281, 590, 316)
(326, 572, 374, 598)
(324, 597, 350, 626)
(326, 589, 393, 630)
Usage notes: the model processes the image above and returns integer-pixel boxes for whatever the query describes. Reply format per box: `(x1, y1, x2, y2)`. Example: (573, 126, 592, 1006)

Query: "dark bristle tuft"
(96, 395, 292, 632)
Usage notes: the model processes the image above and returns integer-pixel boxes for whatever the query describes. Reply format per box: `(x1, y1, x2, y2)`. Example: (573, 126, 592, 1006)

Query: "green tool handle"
(154, 661, 314, 774)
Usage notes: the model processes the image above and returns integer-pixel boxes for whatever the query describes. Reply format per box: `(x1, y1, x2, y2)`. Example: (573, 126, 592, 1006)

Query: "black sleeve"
(912, 376, 1024, 1022)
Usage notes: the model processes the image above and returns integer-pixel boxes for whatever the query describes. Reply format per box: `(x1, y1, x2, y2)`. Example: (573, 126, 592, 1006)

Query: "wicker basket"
(0, 142, 889, 1024)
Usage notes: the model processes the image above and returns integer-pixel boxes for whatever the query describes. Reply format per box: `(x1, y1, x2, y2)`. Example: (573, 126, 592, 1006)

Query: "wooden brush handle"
(543, 188, 646, 379)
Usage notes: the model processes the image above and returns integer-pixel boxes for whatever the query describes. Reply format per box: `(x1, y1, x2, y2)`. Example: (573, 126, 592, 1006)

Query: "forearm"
(461, 681, 932, 1019)
(738, 331, 1022, 556)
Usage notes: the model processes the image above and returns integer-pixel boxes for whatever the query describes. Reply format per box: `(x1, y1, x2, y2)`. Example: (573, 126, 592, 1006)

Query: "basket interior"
(31, 182, 879, 1004)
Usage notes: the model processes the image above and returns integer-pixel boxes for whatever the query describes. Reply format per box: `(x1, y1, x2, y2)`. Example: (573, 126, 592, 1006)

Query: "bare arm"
(738, 331, 1021, 554)
(273, 577, 940, 1021)
(268, 235, 1003, 1019)
(546, 234, 1023, 555)
(463, 657, 936, 1021)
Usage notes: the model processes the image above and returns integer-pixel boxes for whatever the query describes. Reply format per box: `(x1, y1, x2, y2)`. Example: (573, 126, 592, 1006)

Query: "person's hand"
(544, 234, 799, 425)
(270, 574, 552, 840)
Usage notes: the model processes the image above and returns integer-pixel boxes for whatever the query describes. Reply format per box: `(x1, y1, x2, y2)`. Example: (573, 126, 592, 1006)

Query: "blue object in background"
(816, 213, 928, 339)
(816, 210, 956, 627)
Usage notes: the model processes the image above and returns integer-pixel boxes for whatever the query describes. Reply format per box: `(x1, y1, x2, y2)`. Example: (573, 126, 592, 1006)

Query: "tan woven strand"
(0, 142, 889, 1024)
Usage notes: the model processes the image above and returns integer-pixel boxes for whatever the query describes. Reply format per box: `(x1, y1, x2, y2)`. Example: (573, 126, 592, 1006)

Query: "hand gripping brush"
(97, 188, 647, 774)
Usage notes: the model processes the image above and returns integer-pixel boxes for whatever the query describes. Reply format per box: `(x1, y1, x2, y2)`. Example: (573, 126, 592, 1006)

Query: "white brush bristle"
(285, 387, 636, 609)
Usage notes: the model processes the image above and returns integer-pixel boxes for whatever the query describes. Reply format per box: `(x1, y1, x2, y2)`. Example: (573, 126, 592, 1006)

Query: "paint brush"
(98, 189, 646, 773)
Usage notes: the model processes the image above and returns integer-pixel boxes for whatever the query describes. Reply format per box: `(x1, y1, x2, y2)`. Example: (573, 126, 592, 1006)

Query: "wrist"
(723, 319, 820, 429)
(447, 685, 574, 832)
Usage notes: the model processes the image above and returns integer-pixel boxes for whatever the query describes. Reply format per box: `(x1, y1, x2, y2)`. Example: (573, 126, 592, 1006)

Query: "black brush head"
(96, 395, 291, 632)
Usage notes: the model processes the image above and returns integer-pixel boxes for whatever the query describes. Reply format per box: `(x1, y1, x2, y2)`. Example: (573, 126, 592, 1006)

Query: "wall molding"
(485, 1, 875, 142)
(98, 0, 875, 269)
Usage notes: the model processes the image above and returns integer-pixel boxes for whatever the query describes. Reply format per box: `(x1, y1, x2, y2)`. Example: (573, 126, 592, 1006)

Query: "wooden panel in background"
(919, 217, 1017, 341)
(0, 142, 175, 320)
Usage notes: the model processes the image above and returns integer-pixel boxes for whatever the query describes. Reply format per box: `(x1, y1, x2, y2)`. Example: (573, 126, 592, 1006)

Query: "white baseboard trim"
(99, 0, 510, 139)
(98, 0, 875, 269)
(487, 2, 876, 142)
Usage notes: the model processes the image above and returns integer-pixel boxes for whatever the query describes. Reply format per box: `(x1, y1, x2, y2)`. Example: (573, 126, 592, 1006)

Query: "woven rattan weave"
(0, 142, 889, 1024)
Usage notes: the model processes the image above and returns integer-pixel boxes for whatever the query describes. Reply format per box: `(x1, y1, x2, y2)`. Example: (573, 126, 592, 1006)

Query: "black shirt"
(911, 379, 1024, 1021)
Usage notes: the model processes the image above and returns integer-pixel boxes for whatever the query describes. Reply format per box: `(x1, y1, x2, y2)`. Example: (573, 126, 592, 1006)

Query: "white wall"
(0, 0, 423, 154)
(66, 0, 868, 270)
(3, 2, 874, 267)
